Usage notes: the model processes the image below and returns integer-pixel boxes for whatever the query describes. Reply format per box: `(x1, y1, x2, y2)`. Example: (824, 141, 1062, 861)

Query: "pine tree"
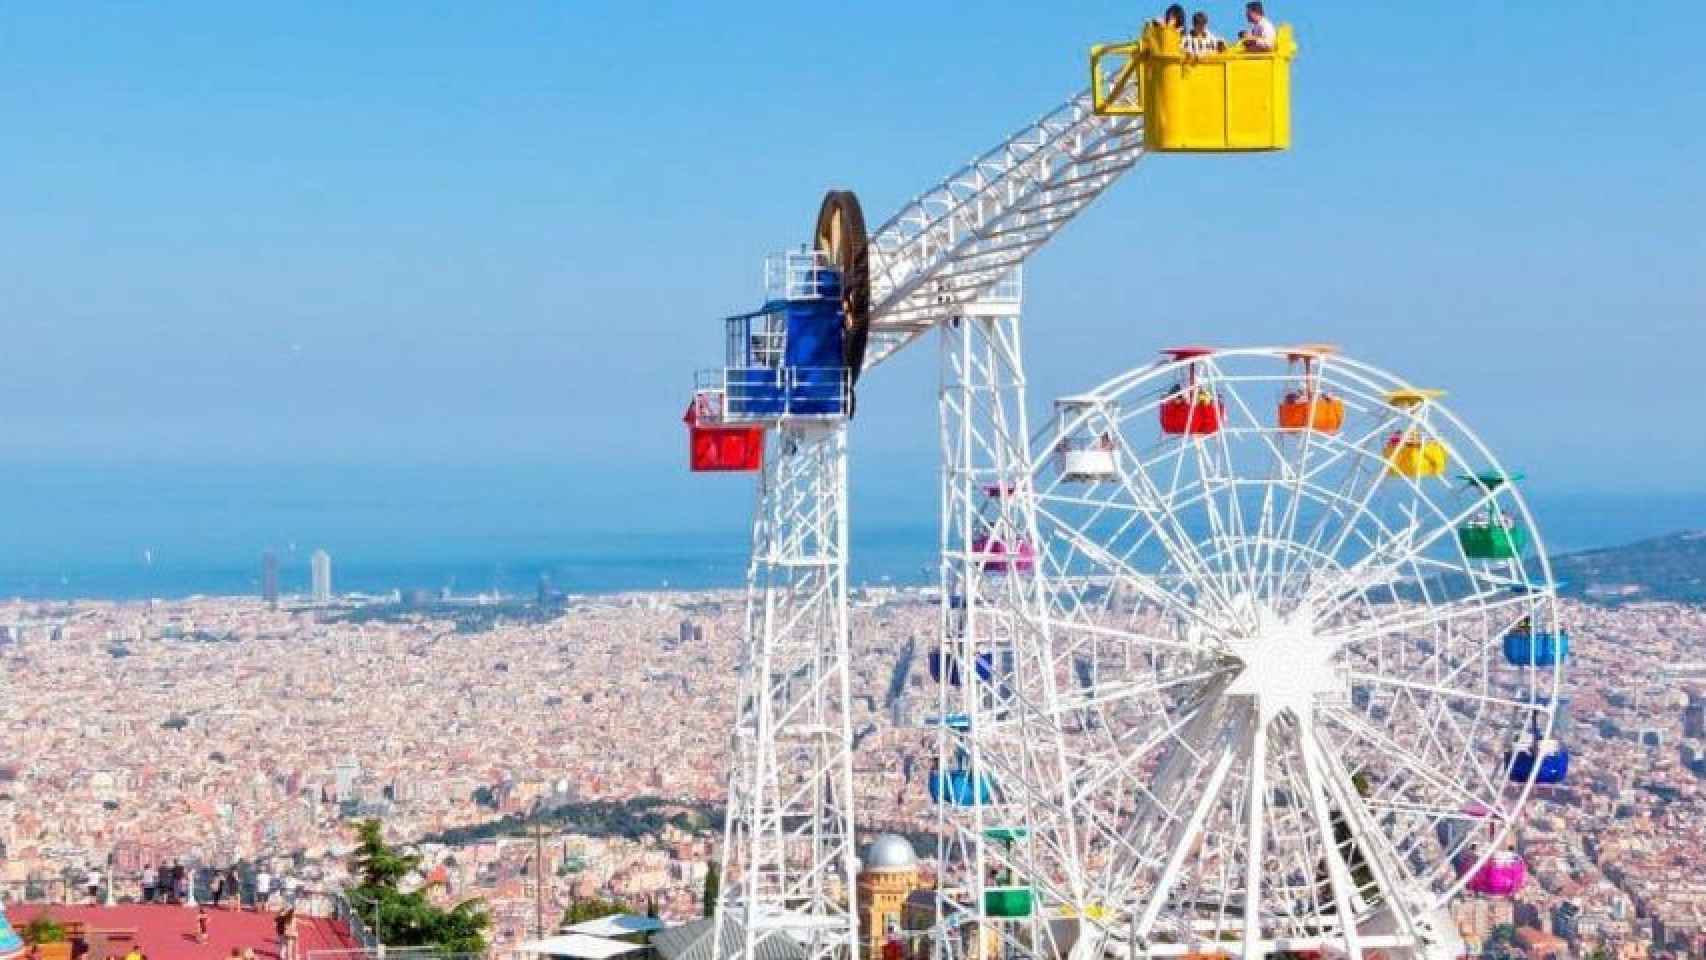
(702, 861, 721, 918)
(346, 819, 490, 955)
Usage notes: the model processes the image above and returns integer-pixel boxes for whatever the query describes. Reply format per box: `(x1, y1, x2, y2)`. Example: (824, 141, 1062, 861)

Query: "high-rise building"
(311, 549, 333, 604)
(334, 757, 361, 804)
(261, 551, 280, 608)
(1684, 693, 1706, 739)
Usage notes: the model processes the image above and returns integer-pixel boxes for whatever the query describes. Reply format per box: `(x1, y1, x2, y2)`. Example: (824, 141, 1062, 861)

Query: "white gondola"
(1054, 394, 1121, 483)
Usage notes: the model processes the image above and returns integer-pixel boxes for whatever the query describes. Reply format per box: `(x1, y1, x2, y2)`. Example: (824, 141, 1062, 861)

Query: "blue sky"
(2, 1, 1702, 523)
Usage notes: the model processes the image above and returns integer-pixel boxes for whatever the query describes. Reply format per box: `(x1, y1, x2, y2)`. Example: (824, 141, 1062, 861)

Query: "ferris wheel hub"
(1222, 603, 1344, 722)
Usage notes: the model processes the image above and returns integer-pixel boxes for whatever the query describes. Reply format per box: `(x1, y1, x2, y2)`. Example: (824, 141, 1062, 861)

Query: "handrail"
(1090, 41, 1145, 117)
(1092, 22, 1298, 118)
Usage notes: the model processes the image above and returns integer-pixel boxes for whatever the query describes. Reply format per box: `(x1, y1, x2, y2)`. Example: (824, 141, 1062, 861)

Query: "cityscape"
(4, 571, 1706, 957)
(3, 5, 1704, 960)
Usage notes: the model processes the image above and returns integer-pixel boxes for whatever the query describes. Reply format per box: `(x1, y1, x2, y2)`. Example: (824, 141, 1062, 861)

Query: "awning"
(516, 934, 649, 959)
(563, 916, 667, 939)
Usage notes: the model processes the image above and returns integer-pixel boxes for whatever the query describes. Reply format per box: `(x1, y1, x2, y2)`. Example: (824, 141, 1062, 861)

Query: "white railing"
(764, 249, 837, 302)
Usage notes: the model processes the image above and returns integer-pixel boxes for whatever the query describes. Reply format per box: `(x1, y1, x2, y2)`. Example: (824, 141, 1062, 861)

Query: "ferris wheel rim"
(947, 346, 1566, 947)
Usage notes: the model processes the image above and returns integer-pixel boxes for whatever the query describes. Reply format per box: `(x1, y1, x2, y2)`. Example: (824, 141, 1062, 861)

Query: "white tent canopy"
(516, 934, 648, 959)
(563, 915, 667, 938)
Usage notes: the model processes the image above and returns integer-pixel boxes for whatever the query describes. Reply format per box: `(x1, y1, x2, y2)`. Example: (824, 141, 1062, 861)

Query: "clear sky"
(3, 1, 1702, 527)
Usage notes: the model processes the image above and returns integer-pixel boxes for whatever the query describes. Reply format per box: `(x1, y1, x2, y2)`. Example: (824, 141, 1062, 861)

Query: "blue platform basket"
(725, 368, 787, 418)
(789, 367, 846, 416)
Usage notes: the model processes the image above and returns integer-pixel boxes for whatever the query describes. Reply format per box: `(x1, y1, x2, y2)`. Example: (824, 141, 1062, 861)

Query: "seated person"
(1238, 1, 1277, 51)
(1182, 11, 1227, 55)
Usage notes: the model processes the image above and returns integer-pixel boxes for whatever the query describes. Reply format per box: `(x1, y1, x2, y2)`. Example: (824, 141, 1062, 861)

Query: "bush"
(23, 915, 68, 945)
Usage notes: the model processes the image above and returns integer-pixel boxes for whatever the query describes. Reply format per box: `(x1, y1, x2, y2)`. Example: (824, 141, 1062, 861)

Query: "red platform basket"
(685, 402, 764, 473)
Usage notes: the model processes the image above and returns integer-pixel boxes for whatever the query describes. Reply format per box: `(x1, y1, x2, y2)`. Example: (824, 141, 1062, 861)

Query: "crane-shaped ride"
(682, 21, 1302, 960)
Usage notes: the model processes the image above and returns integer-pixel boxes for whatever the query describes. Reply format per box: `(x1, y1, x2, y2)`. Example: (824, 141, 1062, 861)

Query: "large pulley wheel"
(813, 190, 872, 396)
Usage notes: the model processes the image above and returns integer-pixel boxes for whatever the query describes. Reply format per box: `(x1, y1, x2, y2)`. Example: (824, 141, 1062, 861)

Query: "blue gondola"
(1502, 628, 1569, 667)
(930, 767, 996, 806)
(1506, 739, 1569, 785)
(929, 650, 995, 687)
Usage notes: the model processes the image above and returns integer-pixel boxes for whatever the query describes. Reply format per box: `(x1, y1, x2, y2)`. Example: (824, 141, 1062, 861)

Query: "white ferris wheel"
(930, 346, 1568, 960)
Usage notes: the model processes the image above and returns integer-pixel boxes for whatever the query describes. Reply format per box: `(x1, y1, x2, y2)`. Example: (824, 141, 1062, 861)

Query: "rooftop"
(7, 904, 361, 960)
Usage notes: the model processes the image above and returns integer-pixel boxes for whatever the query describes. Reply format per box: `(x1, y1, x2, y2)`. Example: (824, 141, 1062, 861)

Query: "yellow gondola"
(1091, 21, 1298, 152)
(1383, 389, 1448, 478)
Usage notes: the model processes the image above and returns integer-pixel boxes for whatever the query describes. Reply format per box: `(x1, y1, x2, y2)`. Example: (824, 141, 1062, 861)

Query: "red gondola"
(1158, 347, 1223, 438)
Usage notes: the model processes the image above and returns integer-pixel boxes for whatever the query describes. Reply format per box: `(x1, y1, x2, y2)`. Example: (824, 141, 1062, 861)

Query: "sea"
(1, 462, 1701, 602)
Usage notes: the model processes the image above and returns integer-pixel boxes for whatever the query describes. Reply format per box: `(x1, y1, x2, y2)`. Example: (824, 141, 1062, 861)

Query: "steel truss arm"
(860, 94, 1144, 372)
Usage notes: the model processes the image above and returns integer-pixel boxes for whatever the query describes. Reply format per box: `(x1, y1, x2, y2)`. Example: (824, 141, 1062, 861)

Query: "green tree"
(353, 819, 422, 889)
(22, 915, 67, 945)
(346, 819, 490, 956)
(560, 898, 626, 927)
(702, 861, 721, 918)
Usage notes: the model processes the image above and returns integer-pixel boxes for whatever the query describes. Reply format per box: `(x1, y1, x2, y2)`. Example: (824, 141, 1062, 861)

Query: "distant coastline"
(0, 461, 1700, 602)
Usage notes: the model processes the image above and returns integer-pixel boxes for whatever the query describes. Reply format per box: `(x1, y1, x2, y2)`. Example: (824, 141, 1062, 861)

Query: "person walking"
(195, 906, 211, 945)
(255, 869, 273, 912)
(140, 864, 156, 904)
(275, 907, 298, 960)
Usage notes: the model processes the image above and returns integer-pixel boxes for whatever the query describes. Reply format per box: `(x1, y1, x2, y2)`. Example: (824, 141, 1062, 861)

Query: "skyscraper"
(311, 549, 333, 604)
(261, 550, 280, 608)
(335, 756, 362, 804)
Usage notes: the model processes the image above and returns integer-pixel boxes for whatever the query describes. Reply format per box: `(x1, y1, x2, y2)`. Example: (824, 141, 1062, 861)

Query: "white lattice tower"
(932, 283, 1093, 960)
(712, 88, 1147, 960)
(716, 420, 860, 960)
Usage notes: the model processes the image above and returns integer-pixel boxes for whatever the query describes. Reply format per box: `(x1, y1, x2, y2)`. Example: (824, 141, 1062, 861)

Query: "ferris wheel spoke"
(1321, 585, 1533, 655)
(1212, 367, 1297, 598)
(1284, 444, 1392, 610)
(1047, 666, 1230, 719)
(1291, 717, 1366, 959)
(1287, 414, 1390, 543)
(1242, 712, 1269, 960)
(1345, 671, 1533, 715)
(1132, 744, 1240, 939)
(1192, 370, 1261, 604)
(1116, 436, 1245, 619)
(1068, 684, 1226, 811)
(1317, 705, 1505, 819)
(1310, 466, 1516, 624)
(1033, 500, 1229, 637)
(1271, 435, 1362, 609)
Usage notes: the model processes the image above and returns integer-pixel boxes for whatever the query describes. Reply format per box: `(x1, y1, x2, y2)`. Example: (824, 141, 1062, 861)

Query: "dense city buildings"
(2, 593, 1704, 958)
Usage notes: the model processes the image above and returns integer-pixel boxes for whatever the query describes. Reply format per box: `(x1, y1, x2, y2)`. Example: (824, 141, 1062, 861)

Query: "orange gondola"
(1277, 344, 1344, 433)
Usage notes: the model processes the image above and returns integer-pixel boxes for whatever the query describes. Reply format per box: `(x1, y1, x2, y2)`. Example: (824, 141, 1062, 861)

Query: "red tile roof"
(8, 904, 361, 960)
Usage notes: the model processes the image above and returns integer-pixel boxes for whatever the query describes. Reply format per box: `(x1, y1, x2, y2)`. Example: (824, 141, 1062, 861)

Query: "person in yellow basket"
(1239, 1, 1276, 51)
(1183, 11, 1227, 56)
(1152, 4, 1186, 32)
